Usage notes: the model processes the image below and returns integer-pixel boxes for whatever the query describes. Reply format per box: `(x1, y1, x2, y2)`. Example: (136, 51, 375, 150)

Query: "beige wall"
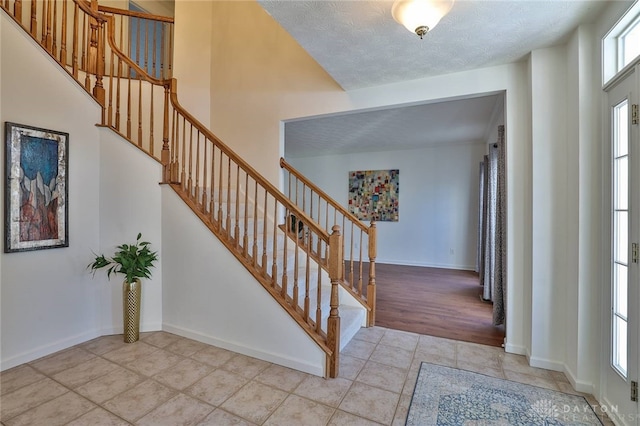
(174, 1, 350, 184)
(173, 0, 214, 128)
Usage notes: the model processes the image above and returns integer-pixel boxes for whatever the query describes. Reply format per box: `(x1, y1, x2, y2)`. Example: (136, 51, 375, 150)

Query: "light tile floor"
(0, 327, 611, 425)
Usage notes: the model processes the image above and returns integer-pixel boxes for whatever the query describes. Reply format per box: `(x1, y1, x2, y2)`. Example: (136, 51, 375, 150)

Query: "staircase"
(1, 0, 376, 378)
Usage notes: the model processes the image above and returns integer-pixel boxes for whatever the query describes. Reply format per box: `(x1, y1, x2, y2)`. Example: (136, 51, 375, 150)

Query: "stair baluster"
(281, 158, 377, 326)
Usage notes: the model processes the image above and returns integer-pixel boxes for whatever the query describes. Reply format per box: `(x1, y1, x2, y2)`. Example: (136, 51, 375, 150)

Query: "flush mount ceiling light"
(391, 0, 455, 39)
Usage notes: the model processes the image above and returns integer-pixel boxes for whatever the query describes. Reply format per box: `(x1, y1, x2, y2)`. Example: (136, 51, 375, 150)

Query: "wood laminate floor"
(355, 263, 506, 347)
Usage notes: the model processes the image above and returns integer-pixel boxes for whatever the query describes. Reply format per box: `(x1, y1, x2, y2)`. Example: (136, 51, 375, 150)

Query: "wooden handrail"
(280, 157, 369, 233)
(98, 4, 174, 23)
(168, 80, 329, 242)
(74, 0, 105, 23)
(102, 14, 167, 86)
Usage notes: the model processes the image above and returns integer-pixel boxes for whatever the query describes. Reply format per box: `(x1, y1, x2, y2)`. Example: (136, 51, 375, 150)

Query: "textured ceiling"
(258, 0, 612, 158)
(258, 0, 609, 90)
(285, 94, 503, 158)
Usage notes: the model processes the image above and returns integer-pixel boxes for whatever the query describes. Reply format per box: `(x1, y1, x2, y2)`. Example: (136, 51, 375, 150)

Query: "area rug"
(406, 363, 603, 425)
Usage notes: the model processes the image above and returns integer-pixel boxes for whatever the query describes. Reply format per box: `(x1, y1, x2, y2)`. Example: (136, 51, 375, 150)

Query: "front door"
(602, 67, 639, 425)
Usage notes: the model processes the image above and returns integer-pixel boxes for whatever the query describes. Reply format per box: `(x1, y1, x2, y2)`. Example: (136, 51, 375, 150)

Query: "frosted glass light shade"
(392, 0, 454, 37)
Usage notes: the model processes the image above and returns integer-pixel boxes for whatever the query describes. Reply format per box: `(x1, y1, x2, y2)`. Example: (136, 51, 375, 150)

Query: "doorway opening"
(282, 93, 507, 347)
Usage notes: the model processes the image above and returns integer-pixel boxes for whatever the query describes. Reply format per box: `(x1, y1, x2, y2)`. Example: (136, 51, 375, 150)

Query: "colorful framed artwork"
(4, 122, 69, 252)
(348, 169, 399, 222)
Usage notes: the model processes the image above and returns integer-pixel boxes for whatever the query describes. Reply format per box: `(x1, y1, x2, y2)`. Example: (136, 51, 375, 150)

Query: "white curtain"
(478, 125, 506, 326)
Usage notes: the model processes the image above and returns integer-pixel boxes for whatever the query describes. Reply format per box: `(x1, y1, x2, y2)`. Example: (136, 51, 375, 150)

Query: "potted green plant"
(88, 233, 158, 343)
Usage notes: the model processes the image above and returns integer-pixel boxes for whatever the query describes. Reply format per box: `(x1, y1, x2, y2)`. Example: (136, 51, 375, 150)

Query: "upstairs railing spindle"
(149, 77, 155, 155)
(234, 166, 240, 245)
(252, 183, 259, 264)
(72, 2, 78, 77)
(52, 0, 57, 54)
(243, 173, 249, 256)
(60, 1, 67, 64)
(40, 0, 46, 45)
(261, 188, 269, 275)
(271, 202, 278, 286)
(315, 235, 323, 332)
(30, 0, 36, 36)
(201, 133, 208, 208)
(217, 151, 223, 224)
(226, 157, 232, 233)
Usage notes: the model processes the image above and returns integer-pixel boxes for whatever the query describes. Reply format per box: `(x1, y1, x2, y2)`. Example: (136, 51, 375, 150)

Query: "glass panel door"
(613, 99, 630, 377)
(603, 70, 638, 425)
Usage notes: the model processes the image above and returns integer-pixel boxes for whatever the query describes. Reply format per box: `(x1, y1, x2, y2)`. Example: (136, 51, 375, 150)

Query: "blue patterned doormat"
(406, 363, 603, 425)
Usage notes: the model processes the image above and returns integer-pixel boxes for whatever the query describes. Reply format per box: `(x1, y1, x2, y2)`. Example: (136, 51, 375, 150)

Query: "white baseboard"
(371, 258, 476, 271)
(529, 354, 565, 372)
(515, 351, 596, 395)
(162, 323, 324, 377)
(599, 395, 628, 426)
(1, 330, 100, 371)
(504, 341, 527, 355)
(563, 364, 596, 395)
(1, 322, 165, 372)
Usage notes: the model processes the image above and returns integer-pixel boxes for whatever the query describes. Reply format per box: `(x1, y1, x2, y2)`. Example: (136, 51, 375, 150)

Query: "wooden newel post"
(327, 225, 342, 378)
(161, 82, 171, 183)
(367, 221, 377, 327)
(96, 20, 106, 122)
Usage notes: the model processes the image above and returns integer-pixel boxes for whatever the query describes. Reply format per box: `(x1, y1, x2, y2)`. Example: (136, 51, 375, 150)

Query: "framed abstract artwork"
(348, 169, 399, 222)
(4, 122, 69, 252)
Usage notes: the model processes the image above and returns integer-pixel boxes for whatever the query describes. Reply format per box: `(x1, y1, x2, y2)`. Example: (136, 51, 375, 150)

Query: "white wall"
(525, 19, 609, 396)
(0, 14, 102, 369)
(289, 143, 487, 269)
(161, 187, 326, 376)
(97, 129, 164, 335)
(563, 24, 602, 393)
(529, 46, 569, 371)
(0, 12, 164, 370)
